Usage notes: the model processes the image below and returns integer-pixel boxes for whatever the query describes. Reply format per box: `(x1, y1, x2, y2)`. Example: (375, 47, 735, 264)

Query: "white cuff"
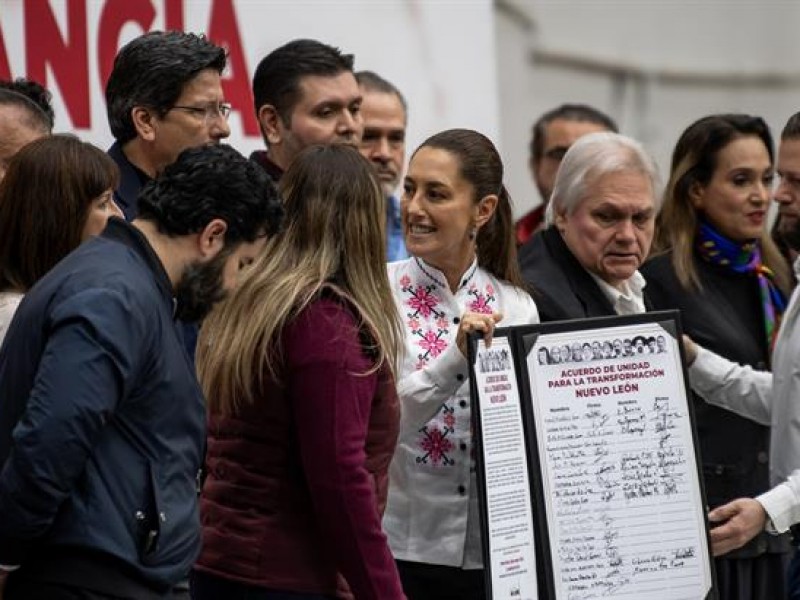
(757, 483, 800, 534)
(0, 564, 20, 573)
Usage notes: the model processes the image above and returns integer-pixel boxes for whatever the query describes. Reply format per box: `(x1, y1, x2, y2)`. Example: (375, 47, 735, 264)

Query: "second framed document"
(469, 311, 717, 600)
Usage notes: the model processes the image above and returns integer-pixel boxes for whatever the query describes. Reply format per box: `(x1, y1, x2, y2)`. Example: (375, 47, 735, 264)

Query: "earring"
(468, 227, 477, 241)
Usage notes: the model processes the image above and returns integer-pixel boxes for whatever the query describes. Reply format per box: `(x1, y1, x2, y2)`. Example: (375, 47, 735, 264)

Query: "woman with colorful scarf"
(642, 113, 793, 600)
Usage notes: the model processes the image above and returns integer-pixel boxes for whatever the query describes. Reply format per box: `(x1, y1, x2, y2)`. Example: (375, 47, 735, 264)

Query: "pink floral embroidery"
(419, 330, 447, 358)
(467, 284, 497, 315)
(469, 295, 492, 314)
(415, 404, 456, 466)
(399, 268, 449, 369)
(407, 286, 440, 318)
(443, 411, 456, 430)
(420, 427, 453, 465)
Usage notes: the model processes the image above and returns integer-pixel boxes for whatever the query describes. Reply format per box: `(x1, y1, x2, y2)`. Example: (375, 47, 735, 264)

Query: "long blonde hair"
(197, 144, 403, 415)
(654, 114, 791, 294)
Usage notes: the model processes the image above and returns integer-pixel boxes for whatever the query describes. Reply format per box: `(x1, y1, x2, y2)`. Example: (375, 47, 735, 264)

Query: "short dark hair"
(782, 112, 800, 140)
(0, 88, 51, 134)
(252, 39, 354, 126)
(137, 144, 283, 245)
(355, 70, 407, 114)
(0, 135, 119, 292)
(0, 78, 54, 130)
(105, 31, 227, 144)
(529, 103, 618, 161)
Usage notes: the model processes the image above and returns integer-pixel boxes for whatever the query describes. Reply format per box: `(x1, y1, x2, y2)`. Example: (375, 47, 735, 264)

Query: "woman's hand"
(456, 311, 503, 357)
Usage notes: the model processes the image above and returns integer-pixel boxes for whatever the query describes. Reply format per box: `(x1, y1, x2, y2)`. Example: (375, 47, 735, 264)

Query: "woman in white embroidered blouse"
(384, 129, 539, 599)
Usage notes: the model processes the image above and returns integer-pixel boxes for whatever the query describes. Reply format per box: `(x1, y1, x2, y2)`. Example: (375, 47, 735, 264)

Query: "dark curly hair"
(137, 144, 283, 245)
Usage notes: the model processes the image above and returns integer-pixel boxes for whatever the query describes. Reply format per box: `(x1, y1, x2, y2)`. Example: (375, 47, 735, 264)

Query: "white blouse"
(384, 257, 539, 568)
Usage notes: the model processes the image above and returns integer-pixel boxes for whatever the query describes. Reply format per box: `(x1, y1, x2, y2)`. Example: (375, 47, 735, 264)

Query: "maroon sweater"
(195, 298, 404, 599)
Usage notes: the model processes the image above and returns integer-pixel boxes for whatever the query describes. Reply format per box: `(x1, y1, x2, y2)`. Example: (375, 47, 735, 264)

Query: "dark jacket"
(195, 295, 404, 599)
(249, 150, 284, 185)
(0, 218, 206, 590)
(642, 251, 790, 558)
(107, 141, 198, 362)
(108, 141, 151, 221)
(519, 226, 616, 321)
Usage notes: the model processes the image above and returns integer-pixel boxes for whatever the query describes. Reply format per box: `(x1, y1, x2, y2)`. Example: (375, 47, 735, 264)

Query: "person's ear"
(688, 181, 705, 210)
(258, 104, 284, 146)
(553, 204, 568, 233)
(197, 219, 228, 259)
(132, 106, 158, 142)
(474, 194, 499, 230)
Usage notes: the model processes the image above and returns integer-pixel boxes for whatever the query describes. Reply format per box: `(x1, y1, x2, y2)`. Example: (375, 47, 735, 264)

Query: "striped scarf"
(696, 220, 786, 347)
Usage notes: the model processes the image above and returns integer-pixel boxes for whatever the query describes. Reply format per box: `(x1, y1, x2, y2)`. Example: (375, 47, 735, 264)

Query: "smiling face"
(555, 169, 656, 288)
(691, 135, 773, 242)
(402, 146, 496, 283)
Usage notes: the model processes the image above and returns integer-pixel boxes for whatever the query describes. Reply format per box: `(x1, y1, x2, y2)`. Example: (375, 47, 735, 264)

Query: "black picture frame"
(469, 310, 718, 600)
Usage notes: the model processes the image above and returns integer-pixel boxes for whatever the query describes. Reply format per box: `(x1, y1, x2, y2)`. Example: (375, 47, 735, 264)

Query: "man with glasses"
(105, 30, 230, 219)
(516, 104, 617, 246)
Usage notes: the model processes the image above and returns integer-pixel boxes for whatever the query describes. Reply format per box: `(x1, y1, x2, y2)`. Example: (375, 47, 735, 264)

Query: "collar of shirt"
(588, 270, 647, 315)
(412, 256, 479, 293)
(102, 218, 175, 315)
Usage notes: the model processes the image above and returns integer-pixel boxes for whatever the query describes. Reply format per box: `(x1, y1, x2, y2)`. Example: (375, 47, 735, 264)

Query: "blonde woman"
(192, 145, 405, 600)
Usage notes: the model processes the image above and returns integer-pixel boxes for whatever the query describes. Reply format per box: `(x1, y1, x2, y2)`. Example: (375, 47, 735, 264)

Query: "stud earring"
(468, 227, 477, 241)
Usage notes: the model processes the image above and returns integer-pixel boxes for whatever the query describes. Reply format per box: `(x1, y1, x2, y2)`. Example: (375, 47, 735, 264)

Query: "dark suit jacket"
(107, 141, 150, 221)
(518, 227, 616, 321)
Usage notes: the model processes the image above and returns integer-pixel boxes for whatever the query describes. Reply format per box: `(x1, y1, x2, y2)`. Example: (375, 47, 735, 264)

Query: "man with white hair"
(518, 132, 660, 321)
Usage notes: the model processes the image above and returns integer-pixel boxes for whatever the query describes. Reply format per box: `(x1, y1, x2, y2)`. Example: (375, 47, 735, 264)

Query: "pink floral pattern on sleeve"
(394, 264, 502, 469)
(399, 275, 448, 369)
(466, 283, 497, 314)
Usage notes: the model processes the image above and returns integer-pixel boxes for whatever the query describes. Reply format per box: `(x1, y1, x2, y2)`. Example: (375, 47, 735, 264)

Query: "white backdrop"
(0, 0, 500, 177)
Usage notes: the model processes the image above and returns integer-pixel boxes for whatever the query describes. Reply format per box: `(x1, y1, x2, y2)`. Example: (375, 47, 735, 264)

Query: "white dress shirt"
(384, 257, 539, 568)
(589, 270, 647, 316)
(688, 257, 800, 532)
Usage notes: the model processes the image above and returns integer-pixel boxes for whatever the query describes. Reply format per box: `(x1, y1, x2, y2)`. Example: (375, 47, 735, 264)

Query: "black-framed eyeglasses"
(169, 103, 233, 122)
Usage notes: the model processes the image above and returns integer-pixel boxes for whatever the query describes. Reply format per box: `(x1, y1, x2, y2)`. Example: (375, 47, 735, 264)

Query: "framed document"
(470, 311, 717, 600)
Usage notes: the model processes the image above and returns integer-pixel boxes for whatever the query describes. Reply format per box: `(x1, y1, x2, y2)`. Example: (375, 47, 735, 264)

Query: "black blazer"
(519, 227, 616, 321)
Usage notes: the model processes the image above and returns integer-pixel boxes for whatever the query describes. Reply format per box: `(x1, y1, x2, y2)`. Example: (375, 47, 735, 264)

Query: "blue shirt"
(386, 195, 408, 262)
